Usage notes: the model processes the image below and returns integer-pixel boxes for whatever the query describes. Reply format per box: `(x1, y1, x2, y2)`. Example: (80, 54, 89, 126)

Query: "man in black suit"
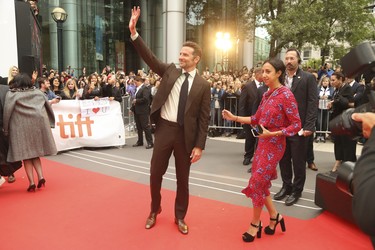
(129, 7, 211, 234)
(347, 77, 365, 108)
(275, 48, 318, 206)
(238, 68, 263, 170)
(131, 76, 153, 149)
(351, 112, 375, 248)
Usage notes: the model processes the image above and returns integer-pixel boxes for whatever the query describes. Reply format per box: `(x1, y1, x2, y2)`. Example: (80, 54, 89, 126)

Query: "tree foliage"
(187, 0, 375, 61)
(252, 0, 375, 58)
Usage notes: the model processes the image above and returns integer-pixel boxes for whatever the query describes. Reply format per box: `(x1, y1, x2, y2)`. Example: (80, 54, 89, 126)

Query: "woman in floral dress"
(222, 58, 301, 243)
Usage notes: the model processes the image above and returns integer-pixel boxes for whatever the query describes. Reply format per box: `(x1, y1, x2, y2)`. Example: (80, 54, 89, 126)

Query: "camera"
(336, 161, 355, 196)
(329, 41, 375, 139)
(329, 91, 375, 139)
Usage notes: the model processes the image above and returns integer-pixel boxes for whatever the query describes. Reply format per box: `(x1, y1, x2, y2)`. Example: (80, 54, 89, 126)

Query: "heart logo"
(92, 108, 100, 113)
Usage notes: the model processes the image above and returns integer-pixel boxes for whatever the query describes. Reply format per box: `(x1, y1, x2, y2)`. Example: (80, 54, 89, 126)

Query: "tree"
(251, 0, 375, 59)
(187, 0, 375, 61)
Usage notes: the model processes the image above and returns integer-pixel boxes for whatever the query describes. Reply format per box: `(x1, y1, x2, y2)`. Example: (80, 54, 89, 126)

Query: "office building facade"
(37, 0, 255, 76)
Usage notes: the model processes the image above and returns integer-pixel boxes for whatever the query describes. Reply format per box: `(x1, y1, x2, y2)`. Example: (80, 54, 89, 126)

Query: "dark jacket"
(330, 84, 354, 119)
(353, 126, 375, 247)
(283, 68, 318, 132)
(131, 84, 151, 115)
(102, 84, 122, 102)
(131, 35, 211, 152)
(238, 81, 257, 116)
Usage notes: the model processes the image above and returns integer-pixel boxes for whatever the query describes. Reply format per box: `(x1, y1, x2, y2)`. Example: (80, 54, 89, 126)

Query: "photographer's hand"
(352, 112, 375, 138)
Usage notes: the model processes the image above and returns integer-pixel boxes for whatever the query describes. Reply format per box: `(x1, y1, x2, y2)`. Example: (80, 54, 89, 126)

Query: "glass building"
(37, 0, 256, 76)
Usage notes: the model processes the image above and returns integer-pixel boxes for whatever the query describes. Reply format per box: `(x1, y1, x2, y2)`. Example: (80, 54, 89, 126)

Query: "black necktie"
(177, 72, 190, 126)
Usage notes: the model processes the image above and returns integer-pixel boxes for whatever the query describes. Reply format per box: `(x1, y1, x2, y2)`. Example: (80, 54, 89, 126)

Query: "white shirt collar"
(182, 68, 197, 79)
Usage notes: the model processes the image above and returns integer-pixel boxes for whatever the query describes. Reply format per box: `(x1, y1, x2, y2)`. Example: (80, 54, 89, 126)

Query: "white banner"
(51, 100, 125, 152)
(80, 97, 111, 117)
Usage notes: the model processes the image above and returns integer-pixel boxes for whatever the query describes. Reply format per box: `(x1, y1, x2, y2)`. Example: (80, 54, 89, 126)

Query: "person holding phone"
(37, 77, 61, 105)
(222, 58, 301, 243)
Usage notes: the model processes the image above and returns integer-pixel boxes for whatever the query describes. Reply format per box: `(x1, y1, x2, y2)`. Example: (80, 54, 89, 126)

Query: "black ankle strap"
(270, 213, 280, 221)
(250, 222, 261, 228)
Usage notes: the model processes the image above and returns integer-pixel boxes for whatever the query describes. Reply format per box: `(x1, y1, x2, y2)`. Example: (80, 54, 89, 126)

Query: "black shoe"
(307, 162, 318, 171)
(247, 167, 252, 173)
(27, 184, 36, 192)
(274, 187, 291, 200)
(132, 143, 143, 147)
(242, 222, 262, 242)
(145, 144, 153, 149)
(264, 213, 286, 235)
(37, 178, 46, 188)
(285, 192, 301, 206)
(243, 158, 252, 166)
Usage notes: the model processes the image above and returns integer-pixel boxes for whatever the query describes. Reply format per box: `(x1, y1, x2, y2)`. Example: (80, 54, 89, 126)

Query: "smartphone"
(251, 125, 263, 137)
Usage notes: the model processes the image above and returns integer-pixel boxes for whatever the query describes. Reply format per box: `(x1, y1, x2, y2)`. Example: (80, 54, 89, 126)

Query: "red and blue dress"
(242, 86, 301, 207)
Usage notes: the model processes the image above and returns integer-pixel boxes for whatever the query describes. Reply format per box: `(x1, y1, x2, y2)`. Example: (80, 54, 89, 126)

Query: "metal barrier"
(120, 96, 331, 137)
(207, 96, 332, 138)
(121, 95, 136, 136)
(316, 99, 331, 139)
(208, 96, 243, 133)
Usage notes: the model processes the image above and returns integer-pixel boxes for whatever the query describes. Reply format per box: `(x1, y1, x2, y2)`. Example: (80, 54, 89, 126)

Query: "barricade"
(208, 96, 242, 136)
(51, 99, 126, 152)
(121, 95, 136, 136)
(316, 99, 331, 140)
(208, 96, 333, 138)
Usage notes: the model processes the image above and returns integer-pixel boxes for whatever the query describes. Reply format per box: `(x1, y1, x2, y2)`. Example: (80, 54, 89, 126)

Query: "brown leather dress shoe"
(175, 218, 188, 234)
(307, 162, 318, 171)
(145, 208, 162, 229)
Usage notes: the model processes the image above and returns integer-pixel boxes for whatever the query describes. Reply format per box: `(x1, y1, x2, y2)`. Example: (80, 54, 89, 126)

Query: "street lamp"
(51, 7, 68, 73)
(215, 32, 232, 73)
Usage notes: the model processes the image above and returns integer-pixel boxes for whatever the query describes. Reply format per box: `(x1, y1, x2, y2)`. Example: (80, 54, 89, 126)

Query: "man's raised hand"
(129, 6, 140, 36)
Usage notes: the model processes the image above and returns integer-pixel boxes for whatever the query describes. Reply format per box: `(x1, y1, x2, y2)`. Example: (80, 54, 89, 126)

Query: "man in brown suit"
(129, 7, 211, 234)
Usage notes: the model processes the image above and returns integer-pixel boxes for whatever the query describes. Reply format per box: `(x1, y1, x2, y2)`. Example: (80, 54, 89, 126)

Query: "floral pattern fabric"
(241, 86, 301, 207)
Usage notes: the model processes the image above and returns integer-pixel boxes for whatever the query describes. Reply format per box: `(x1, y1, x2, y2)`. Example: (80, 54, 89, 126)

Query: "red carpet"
(0, 158, 372, 250)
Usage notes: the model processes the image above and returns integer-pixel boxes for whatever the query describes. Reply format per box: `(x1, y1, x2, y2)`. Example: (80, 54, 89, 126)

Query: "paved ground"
(46, 133, 363, 221)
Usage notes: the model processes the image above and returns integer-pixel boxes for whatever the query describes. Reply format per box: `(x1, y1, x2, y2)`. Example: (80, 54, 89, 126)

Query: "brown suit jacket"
(131, 36, 211, 152)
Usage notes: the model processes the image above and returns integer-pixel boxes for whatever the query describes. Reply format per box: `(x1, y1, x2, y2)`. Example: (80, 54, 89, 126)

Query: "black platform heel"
(264, 213, 286, 235)
(37, 178, 46, 188)
(27, 184, 36, 192)
(242, 222, 262, 242)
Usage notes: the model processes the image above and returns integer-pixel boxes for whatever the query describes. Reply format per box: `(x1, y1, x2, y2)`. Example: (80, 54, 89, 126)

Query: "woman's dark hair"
(9, 73, 32, 89)
(87, 73, 98, 85)
(263, 58, 286, 84)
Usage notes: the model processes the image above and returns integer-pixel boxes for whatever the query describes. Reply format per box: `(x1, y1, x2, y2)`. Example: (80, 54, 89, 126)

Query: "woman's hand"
(222, 109, 234, 121)
(257, 125, 270, 138)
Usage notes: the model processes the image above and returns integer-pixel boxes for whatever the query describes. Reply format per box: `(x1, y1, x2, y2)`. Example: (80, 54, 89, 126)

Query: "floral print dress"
(241, 86, 301, 207)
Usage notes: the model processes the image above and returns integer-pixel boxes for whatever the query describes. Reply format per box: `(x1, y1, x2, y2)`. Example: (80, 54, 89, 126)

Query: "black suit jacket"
(253, 85, 268, 113)
(102, 84, 123, 102)
(285, 68, 318, 131)
(131, 36, 211, 152)
(239, 81, 257, 116)
(350, 81, 365, 107)
(353, 127, 375, 243)
(131, 84, 151, 115)
(331, 84, 354, 119)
